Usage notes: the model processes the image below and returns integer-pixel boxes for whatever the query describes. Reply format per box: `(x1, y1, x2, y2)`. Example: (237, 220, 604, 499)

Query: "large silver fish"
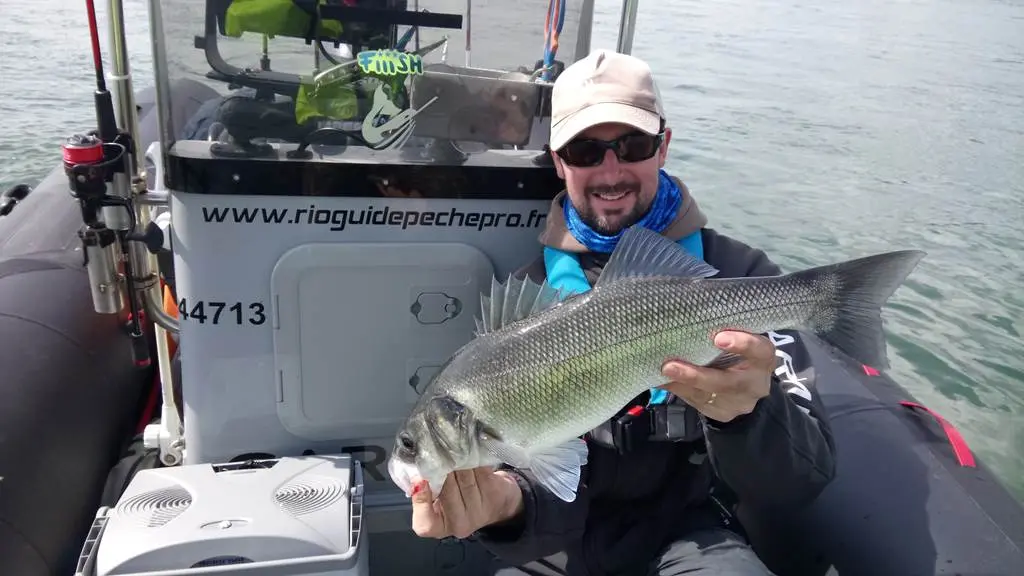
(387, 225, 925, 502)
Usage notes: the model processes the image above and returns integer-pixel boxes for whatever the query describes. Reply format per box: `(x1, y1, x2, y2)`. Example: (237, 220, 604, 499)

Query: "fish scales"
(435, 274, 823, 449)
(449, 274, 822, 383)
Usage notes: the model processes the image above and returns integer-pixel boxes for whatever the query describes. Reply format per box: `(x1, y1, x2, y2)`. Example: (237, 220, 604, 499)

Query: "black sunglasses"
(556, 131, 665, 167)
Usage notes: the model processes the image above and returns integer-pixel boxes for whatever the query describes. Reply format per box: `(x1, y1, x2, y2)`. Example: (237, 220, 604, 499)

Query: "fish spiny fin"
(532, 278, 570, 312)
(478, 294, 492, 334)
(595, 225, 719, 288)
(513, 274, 543, 320)
(475, 274, 576, 334)
(479, 431, 589, 503)
(488, 276, 505, 332)
(501, 274, 524, 328)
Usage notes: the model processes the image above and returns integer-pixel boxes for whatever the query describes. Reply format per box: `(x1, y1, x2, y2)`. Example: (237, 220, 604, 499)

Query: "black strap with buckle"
(588, 401, 705, 454)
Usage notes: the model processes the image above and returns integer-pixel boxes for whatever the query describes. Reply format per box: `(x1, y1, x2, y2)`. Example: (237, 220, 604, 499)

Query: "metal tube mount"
(108, 0, 185, 466)
(106, 0, 180, 335)
(82, 228, 124, 314)
(616, 0, 640, 55)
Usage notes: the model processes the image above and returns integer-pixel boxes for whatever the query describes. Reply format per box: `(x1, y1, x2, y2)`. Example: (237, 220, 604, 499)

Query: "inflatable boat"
(0, 1, 1021, 575)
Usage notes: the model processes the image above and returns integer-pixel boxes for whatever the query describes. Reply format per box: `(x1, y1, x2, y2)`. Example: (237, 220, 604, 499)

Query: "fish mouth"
(387, 454, 421, 497)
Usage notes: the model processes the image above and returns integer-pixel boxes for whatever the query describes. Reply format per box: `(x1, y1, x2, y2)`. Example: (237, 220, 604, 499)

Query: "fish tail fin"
(802, 250, 925, 371)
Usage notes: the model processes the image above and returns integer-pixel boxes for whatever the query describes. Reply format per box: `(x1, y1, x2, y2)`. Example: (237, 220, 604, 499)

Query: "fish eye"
(399, 432, 417, 453)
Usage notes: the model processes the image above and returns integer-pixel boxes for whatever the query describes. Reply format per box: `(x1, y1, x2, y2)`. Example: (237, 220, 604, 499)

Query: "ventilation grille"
(274, 475, 345, 516)
(115, 486, 192, 528)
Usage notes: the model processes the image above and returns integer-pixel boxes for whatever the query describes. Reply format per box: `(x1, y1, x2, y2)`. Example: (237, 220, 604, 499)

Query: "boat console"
(76, 0, 599, 574)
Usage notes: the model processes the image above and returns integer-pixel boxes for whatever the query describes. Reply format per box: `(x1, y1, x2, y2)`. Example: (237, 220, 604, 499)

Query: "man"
(409, 49, 836, 576)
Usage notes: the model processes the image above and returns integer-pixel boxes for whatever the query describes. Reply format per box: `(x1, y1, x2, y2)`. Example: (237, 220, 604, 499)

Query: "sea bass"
(387, 225, 924, 503)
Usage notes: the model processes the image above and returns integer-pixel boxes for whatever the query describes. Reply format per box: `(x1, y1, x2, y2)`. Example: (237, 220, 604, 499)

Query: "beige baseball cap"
(549, 49, 665, 151)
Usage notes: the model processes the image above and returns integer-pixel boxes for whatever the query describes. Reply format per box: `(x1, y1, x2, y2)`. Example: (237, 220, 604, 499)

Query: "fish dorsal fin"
(489, 276, 505, 332)
(477, 294, 491, 334)
(595, 225, 719, 288)
(475, 273, 575, 335)
(501, 275, 524, 328)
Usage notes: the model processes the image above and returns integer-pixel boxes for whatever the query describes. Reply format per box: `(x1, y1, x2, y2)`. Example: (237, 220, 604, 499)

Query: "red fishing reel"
(62, 133, 114, 205)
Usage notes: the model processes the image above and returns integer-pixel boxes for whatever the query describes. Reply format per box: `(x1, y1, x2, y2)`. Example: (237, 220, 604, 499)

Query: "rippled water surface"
(0, 0, 1021, 498)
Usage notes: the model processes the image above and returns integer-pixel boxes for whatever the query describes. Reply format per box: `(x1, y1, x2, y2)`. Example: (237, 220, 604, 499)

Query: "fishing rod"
(84, 0, 118, 141)
(62, 0, 169, 369)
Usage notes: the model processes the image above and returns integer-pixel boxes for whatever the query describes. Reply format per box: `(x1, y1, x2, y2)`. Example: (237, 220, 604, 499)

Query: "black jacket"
(474, 228, 837, 576)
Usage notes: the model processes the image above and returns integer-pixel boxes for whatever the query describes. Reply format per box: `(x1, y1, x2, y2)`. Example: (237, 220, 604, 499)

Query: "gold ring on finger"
(706, 391, 717, 405)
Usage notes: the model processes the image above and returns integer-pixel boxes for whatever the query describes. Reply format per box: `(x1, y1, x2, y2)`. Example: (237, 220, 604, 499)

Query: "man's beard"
(576, 181, 650, 235)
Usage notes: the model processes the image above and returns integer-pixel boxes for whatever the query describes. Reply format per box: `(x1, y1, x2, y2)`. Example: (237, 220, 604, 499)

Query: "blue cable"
(542, 0, 566, 81)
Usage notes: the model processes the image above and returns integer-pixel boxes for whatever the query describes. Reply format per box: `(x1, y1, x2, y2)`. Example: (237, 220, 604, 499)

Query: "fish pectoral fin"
(703, 351, 746, 370)
(526, 439, 589, 503)
(595, 225, 719, 288)
(478, 433, 531, 468)
(479, 434, 589, 503)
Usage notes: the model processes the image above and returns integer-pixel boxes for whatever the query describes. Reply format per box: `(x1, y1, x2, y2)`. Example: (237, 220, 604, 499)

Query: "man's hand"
(659, 330, 775, 423)
(412, 467, 525, 539)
